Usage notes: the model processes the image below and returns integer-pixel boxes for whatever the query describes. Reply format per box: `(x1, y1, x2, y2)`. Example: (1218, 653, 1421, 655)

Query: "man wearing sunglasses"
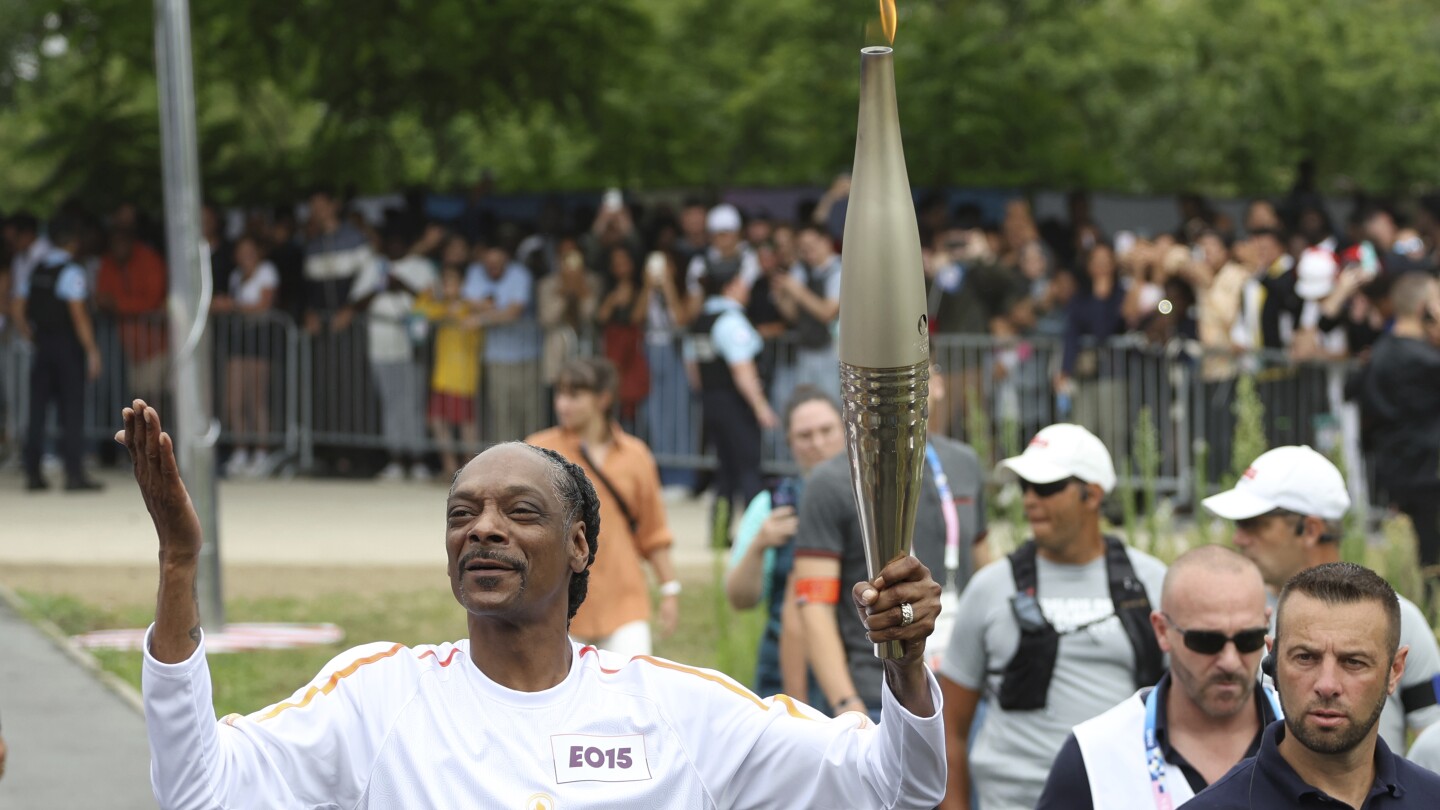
(1036, 545, 1279, 809)
(938, 424, 1168, 810)
(1203, 446, 1440, 758)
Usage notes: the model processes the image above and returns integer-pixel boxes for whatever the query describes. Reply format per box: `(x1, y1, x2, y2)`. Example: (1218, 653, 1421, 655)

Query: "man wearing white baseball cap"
(1203, 445, 1440, 757)
(938, 424, 1168, 809)
(684, 203, 760, 319)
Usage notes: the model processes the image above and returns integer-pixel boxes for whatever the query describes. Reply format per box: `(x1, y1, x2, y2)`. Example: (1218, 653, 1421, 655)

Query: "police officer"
(686, 260, 775, 523)
(13, 214, 103, 492)
(1037, 546, 1280, 809)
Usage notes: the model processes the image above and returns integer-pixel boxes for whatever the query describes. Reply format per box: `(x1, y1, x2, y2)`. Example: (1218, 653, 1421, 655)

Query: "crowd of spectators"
(5, 183, 1440, 501)
(9, 183, 1440, 807)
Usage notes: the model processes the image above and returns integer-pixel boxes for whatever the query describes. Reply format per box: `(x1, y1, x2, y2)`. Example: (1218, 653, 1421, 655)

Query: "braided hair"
(519, 444, 602, 622)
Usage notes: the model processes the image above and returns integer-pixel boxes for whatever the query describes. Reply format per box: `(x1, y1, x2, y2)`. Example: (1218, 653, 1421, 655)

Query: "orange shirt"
(98, 242, 168, 361)
(525, 425, 673, 640)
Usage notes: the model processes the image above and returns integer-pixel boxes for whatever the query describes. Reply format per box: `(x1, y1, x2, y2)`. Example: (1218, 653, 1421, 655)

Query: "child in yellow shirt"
(414, 261, 483, 476)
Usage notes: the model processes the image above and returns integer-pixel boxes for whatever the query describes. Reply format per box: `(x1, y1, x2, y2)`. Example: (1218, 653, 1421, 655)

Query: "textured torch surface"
(840, 359, 930, 660)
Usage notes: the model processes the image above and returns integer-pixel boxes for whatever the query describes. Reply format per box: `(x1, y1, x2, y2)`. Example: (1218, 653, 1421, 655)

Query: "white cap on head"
(706, 204, 742, 234)
(995, 423, 1117, 494)
(1201, 445, 1350, 521)
(1295, 248, 1338, 301)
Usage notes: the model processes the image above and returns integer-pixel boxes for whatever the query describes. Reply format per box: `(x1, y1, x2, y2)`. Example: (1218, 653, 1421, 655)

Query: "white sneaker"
(225, 449, 251, 477)
(409, 463, 432, 482)
(378, 462, 406, 481)
(247, 450, 271, 478)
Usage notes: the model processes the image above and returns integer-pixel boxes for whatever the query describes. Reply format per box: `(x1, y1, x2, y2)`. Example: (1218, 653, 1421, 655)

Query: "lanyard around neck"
(1143, 681, 1281, 810)
(923, 444, 960, 576)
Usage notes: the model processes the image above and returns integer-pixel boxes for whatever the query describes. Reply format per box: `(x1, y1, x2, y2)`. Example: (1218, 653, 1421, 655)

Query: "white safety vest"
(1075, 690, 1194, 809)
(1072, 685, 1280, 810)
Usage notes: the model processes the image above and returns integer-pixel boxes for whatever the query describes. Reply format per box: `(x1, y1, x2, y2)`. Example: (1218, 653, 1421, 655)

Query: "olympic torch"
(838, 35, 930, 660)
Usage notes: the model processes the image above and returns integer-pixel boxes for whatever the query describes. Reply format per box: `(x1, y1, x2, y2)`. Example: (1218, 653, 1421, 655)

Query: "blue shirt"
(463, 261, 540, 363)
(1185, 720, 1440, 809)
(693, 297, 762, 364)
(15, 248, 87, 301)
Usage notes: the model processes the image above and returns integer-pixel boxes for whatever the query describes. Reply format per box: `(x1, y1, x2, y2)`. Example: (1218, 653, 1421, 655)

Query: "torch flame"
(879, 0, 897, 44)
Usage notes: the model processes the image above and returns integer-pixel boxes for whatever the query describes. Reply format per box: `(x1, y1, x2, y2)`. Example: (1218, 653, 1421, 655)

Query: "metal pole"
(155, 0, 224, 629)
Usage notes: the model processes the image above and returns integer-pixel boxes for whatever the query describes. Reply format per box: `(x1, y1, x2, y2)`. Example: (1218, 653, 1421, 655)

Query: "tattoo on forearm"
(188, 577, 201, 644)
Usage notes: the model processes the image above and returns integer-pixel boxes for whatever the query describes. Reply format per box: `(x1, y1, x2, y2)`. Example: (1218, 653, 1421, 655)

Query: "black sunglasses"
(1018, 477, 1079, 498)
(1163, 613, 1267, 655)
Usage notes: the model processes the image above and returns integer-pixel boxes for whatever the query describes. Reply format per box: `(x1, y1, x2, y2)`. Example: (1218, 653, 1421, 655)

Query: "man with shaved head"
(121, 400, 949, 808)
(1037, 546, 1280, 808)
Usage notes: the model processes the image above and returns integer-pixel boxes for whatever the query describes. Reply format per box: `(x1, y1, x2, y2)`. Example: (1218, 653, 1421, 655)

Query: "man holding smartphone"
(725, 386, 847, 707)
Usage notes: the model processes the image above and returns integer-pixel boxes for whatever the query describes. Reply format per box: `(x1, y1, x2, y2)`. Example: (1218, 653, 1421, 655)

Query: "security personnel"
(685, 261, 775, 524)
(1203, 446, 1440, 755)
(1037, 546, 1281, 809)
(938, 424, 1168, 810)
(1185, 563, 1440, 808)
(13, 214, 103, 492)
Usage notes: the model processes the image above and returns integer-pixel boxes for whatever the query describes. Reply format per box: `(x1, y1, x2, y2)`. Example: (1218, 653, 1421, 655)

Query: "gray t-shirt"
(1267, 592, 1440, 753)
(940, 545, 1168, 810)
(1410, 723, 1440, 773)
(795, 436, 986, 708)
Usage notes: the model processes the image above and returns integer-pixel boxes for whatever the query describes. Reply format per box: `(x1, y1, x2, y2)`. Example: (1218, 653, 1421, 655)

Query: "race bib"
(550, 734, 652, 784)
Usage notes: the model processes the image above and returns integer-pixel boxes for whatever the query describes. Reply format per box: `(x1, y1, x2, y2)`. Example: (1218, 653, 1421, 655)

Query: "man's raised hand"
(117, 400, 206, 662)
(116, 400, 202, 561)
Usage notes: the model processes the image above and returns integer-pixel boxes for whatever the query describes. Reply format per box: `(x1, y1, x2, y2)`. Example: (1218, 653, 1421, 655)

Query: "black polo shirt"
(1036, 672, 1276, 809)
(1186, 720, 1440, 808)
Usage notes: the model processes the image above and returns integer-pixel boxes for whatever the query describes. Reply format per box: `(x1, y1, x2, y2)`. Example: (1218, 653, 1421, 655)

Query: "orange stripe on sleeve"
(256, 643, 405, 723)
(579, 647, 815, 721)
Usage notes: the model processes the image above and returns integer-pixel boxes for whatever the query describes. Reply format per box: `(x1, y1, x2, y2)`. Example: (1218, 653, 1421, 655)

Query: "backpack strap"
(1103, 535, 1165, 689)
(1009, 539, 1039, 598)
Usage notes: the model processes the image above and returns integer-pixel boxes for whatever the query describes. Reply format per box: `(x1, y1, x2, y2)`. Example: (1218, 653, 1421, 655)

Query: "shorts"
(576, 619, 652, 658)
(428, 392, 475, 425)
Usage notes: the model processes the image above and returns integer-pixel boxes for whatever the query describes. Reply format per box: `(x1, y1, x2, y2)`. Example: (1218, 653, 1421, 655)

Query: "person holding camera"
(937, 424, 1167, 810)
(725, 386, 846, 708)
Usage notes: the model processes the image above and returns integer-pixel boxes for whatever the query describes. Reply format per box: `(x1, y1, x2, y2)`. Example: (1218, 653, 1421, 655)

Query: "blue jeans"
(643, 340, 695, 488)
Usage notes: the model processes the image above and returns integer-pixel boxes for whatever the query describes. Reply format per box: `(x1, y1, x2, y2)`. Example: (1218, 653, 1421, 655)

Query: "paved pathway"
(0, 469, 716, 569)
(0, 595, 154, 809)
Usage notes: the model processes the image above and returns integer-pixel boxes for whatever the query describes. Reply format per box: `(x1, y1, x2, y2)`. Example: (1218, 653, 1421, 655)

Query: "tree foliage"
(4, 0, 1440, 212)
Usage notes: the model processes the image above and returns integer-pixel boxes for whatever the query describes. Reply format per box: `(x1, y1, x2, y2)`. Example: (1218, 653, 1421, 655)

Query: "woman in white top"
(214, 234, 279, 477)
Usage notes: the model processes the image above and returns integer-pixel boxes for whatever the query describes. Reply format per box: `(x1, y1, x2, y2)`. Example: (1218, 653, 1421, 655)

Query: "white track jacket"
(142, 629, 945, 809)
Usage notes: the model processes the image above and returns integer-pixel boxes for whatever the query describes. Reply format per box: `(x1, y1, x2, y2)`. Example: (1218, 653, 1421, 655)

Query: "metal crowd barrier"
(0, 308, 1369, 504)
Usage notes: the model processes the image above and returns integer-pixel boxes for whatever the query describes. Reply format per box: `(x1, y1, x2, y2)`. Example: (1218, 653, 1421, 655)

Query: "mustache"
(458, 548, 528, 572)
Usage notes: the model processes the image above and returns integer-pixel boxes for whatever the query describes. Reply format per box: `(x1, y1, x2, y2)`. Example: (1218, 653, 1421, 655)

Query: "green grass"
(18, 555, 767, 719)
